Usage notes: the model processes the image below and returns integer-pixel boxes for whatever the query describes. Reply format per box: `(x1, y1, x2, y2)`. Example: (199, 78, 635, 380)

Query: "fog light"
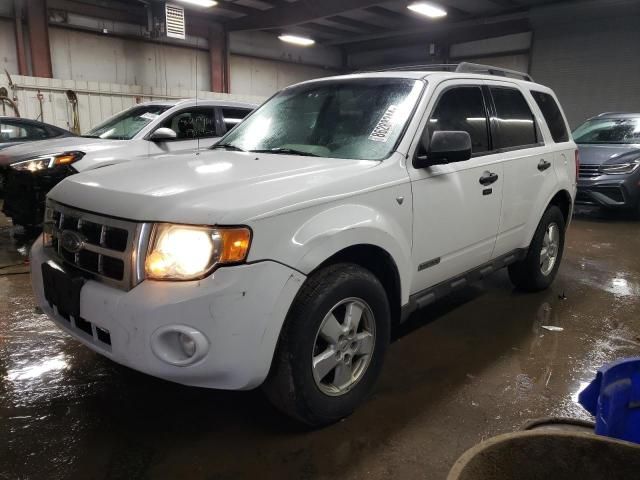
(151, 325, 209, 366)
(179, 332, 196, 357)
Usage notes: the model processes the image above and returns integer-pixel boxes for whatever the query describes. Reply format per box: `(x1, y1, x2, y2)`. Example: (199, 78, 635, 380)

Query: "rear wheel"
(264, 263, 390, 427)
(508, 205, 566, 291)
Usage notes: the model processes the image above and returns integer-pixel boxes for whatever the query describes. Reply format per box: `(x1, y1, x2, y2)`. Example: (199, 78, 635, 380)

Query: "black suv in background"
(574, 113, 640, 215)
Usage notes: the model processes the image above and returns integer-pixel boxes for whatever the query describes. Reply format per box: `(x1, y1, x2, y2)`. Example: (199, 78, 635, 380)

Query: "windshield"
(84, 105, 171, 140)
(573, 117, 640, 144)
(219, 78, 424, 160)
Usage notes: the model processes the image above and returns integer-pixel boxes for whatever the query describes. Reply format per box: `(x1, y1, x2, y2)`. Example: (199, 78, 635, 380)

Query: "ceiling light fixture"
(278, 34, 315, 46)
(407, 2, 447, 18)
(176, 0, 218, 7)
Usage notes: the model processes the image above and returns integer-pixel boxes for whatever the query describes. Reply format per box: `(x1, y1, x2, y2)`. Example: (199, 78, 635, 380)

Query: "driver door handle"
(538, 159, 551, 171)
(479, 171, 499, 186)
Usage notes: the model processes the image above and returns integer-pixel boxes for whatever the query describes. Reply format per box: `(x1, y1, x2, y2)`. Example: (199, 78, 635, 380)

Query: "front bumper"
(576, 172, 640, 209)
(2, 166, 75, 226)
(30, 238, 305, 390)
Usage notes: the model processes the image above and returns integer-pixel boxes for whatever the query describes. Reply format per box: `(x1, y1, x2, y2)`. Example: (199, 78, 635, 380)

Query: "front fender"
(292, 204, 413, 304)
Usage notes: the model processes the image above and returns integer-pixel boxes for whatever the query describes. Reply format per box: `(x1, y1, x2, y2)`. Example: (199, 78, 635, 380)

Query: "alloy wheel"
(311, 297, 376, 396)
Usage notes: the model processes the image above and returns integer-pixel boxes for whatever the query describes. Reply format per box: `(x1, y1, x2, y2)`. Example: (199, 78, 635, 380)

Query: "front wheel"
(508, 205, 566, 291)
(264, 263, 390, 427)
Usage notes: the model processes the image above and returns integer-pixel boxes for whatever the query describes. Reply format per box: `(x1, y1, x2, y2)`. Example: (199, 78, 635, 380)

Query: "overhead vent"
(165, 3, 186, 40)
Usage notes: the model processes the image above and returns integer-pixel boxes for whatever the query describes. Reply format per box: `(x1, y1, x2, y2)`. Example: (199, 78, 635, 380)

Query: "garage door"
(530, 15, 640, 128)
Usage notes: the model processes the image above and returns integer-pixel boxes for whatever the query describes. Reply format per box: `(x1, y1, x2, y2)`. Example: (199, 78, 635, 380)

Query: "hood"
(577, 144, 640, 165)
(0, 140, 27, 151)
(0, 137, 129, 166)
(48, 151, 384, 225)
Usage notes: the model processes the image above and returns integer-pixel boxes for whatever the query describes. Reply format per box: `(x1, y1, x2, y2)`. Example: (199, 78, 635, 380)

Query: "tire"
(508, 205, 566, 292)
(264, 262, 391, 427)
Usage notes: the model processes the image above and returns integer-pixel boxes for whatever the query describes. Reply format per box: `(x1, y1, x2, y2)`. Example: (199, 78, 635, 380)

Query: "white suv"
(30, 64, 577, 426)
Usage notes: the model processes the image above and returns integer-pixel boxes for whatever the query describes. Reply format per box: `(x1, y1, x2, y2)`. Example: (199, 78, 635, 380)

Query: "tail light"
(574, 149, 580, 181)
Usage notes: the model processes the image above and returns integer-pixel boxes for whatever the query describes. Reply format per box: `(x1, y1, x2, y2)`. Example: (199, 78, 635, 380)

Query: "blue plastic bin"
(579, 357, 640, 444)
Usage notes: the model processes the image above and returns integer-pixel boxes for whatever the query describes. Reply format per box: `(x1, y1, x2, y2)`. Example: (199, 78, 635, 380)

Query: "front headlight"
(11, 151, 85, 172)
(144, 224, 252, 281)
(599, 161, 640, 175)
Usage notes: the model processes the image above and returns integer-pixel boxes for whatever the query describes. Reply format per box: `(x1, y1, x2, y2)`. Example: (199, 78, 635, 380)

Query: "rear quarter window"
(221, 108, 252, 132)
(531, 91, 569, 143)
(490, 87, 538, 149)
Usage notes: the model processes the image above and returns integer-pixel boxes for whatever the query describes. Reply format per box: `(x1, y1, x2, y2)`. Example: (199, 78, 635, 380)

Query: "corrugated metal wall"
(449, 32, 531, 75)
(0, 23, 338, 131)
(530, 14, 640, 128)
(230, 56, 335, 98)
(49, 27, 212, 91)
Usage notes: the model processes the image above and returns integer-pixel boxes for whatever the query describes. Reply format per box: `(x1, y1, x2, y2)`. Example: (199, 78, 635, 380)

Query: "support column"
(14, 0, 29, 75)
(209, 23, 229, 93)
(26, 0, 52, 78)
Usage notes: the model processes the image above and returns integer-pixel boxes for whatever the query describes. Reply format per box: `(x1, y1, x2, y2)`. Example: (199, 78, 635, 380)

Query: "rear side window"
(221, 108, 251, 132)
(490, 87, 538, 149)
(531, 91, 569, 143)
(0, 121, 48, 141)
(46, 125, 67, 137)
(161, 107, 217, 139)
(429, 86, 489, 154)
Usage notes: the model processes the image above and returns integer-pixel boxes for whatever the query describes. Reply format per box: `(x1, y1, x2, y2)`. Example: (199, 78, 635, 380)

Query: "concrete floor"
(0, 205, 638, 480)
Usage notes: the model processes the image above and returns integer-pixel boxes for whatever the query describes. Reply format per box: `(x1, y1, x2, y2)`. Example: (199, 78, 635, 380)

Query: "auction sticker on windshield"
(140, 113, 160, 121)
(369, 105, 398, 143)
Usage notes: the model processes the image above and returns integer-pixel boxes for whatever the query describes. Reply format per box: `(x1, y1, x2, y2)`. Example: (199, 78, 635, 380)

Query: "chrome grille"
(579, 164, 601, 178)
(44, 200, 151, 290)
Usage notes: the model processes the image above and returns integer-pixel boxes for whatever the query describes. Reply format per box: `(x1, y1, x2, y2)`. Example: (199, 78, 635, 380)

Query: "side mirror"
(413, 130, 472, 168)
(150, 127, 177, 141)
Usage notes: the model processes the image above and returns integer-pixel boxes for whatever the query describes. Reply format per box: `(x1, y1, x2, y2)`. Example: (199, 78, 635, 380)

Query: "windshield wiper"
(81, 135, 100, 138)
(250, 148, 319, 157)
(211, 143, 246, 152)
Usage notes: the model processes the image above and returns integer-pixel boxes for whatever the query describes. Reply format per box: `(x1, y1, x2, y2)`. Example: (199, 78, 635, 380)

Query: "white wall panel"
(49, 27, 211, 91)
(229, 55, 337, 97)
(0, 19, 18, 75)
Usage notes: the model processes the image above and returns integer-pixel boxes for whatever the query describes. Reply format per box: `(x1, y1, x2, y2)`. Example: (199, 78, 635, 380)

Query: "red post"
(14, 0, 29, 75)
(209, 23, 229, 93)
(26, 0, 53, 78)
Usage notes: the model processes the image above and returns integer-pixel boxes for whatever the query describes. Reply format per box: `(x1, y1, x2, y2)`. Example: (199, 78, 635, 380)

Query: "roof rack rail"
(361, 62, 533, 82)
(456, 62, 533, 82)
(375, 64, 460, 72)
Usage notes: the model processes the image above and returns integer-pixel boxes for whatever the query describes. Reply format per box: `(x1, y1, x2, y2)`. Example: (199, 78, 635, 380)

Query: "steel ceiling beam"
(348, 19, 531, 55)
(325, 15, 385, 32)
(297, 21, 361, 37)
(484, 0, 521, 7)
(329, 10, 530, 47)
(47, 0, 148, 24)
(366, 4, 469, 24)
(225, 0, 388, 31)
(215, 1, 265, 17)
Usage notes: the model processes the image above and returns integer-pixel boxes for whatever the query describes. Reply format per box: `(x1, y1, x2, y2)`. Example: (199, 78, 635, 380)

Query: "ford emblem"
(60, 230, 85, 254)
